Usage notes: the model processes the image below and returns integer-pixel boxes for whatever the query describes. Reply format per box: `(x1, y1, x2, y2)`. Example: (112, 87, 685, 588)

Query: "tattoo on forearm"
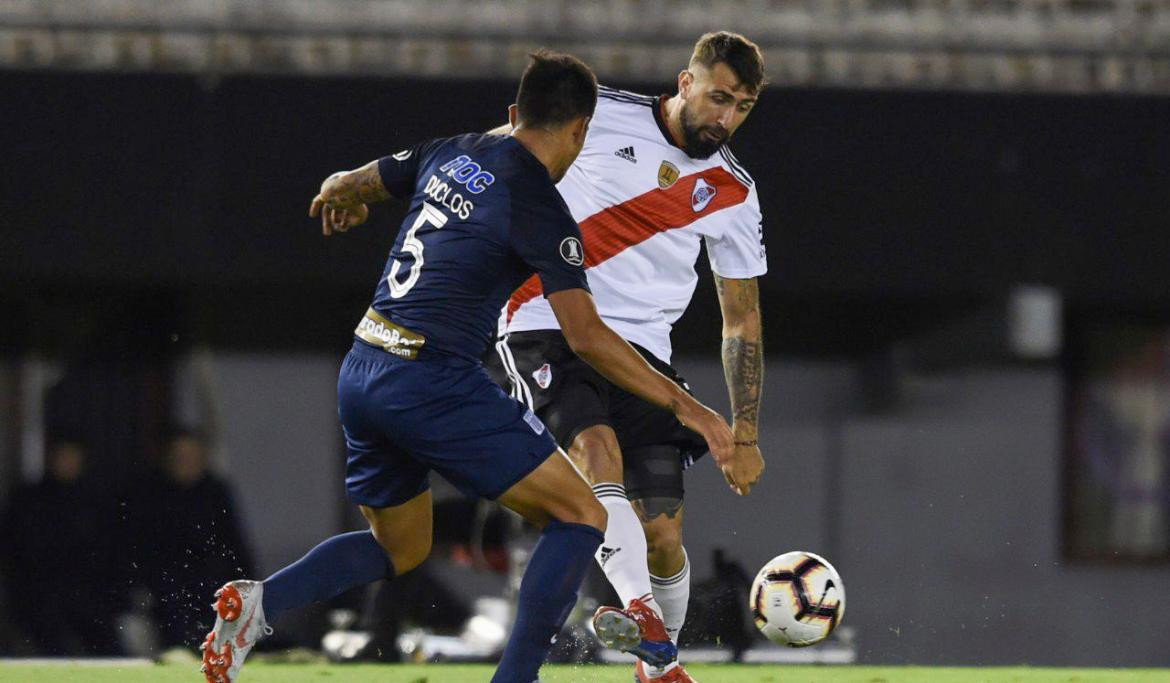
(722, 336, 763, 427)
(323, 162, 390, 207)
(715, 275, 763, 429)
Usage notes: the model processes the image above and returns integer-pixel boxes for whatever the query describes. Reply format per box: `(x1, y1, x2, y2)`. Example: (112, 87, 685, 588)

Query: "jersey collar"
(652, 95, 687, 152)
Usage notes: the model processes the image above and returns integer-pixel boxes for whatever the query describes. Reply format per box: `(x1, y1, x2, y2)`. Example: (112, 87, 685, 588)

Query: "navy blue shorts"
(339, 340, 559, 508)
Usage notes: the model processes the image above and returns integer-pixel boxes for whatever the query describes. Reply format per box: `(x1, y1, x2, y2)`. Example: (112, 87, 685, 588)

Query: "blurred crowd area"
(2, 0, 1169, 92)
(0, 428, 256, 656)
(0, 417, 516, 659)
(1066, 326, 1170, 559)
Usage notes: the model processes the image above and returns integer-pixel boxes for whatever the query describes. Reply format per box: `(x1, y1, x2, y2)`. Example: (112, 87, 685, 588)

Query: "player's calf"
(637, 502, 685, 576)
(359, 496, 433, 574)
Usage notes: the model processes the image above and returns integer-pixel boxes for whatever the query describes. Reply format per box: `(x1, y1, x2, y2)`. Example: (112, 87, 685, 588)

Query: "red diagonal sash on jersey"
(507, 166, 749, 321)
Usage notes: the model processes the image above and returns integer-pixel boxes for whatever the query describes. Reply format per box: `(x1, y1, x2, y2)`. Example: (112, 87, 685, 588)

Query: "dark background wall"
(3, 71, 1168, 358)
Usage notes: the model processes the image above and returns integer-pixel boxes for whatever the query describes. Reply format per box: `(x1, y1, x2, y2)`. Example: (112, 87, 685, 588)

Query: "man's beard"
(679, 102, 729, 159)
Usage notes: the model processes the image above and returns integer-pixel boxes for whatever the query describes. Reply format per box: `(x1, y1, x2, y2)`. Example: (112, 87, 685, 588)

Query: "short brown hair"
(689, 31, 766, 94)
(516, 49, 598, 128)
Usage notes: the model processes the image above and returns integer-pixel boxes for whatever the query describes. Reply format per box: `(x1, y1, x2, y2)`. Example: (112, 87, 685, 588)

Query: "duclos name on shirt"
(421, 154, 497, 221)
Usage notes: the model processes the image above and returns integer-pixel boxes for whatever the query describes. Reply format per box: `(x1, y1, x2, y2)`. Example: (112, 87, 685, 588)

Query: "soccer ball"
(749, 551, 845, 647)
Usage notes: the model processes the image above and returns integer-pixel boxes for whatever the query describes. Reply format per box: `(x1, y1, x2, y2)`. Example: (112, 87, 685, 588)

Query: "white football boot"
(200, 580, 272, 683)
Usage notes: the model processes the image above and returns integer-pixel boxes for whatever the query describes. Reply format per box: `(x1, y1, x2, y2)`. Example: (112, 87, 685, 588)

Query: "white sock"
(591, 483, 662, 619)
(650, 547, 690, 644)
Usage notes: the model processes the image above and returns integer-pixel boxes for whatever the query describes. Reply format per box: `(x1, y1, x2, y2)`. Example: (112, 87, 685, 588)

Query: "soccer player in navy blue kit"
(198, 52, 733, 683)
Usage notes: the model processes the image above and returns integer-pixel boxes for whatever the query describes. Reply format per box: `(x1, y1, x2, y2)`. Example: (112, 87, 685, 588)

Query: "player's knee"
(373, 528, 432, 574)
(625, 445, 686, 556)
(581, 495, 609, 533)
(390, 537, 432, 574)
(642, 510, 683, 558)
(569, 427, 622, 483)
(560, 494, 607, 533)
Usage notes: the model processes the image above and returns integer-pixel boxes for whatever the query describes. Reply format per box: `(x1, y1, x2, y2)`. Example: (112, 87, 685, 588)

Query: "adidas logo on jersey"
(599, 545, 620, 566)
(614, 146, 637, 163)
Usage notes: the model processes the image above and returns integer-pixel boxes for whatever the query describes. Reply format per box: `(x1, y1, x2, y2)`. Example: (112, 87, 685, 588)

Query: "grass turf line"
(0, 663, 1167, 682)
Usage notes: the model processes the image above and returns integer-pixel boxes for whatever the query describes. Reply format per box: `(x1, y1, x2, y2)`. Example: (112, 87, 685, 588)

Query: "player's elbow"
(722, 312, 762, 341)
(562, 323, 603, 362)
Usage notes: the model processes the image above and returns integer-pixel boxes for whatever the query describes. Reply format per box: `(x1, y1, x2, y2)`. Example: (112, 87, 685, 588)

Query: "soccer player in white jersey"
(486, 32, 767, 682)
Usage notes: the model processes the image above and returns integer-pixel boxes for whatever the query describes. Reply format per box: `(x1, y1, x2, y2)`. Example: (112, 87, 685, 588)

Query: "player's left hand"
(720, 441, 764, 496)
(309, 195, 369, 236)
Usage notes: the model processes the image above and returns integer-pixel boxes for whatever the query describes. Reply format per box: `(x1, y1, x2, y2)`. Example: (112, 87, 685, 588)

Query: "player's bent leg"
(640, 506, 691, 644)
(262, 490, 428, 621)
(625, 445, 693, 679)
(359, 489, 434, 574)
(496, 447, 606, 530)
(590, 499, 684, 672)
(638, 503, 686, 579)
(568, 425, 664, 612)
(491, 448, 605, 683)
(578, 430, 676, 670)
(201, 494, 425, 683)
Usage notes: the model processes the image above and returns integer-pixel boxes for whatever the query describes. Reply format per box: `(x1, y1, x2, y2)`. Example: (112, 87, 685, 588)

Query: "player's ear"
(508, 104, 519, 128)
(678, 69, 694, 97)
(571, 115, 590, 143)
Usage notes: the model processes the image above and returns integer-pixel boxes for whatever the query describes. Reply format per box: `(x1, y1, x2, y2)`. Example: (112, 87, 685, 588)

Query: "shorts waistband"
(354, 308, 426, 360)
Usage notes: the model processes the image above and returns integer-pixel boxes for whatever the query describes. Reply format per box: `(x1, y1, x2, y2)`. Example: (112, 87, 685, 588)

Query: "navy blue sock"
(261, 530, 394, 622)
(492, 521, 603, 683)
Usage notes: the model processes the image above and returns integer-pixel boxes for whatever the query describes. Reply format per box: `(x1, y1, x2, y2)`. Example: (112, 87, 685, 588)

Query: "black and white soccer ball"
(749, 551, 845, 647)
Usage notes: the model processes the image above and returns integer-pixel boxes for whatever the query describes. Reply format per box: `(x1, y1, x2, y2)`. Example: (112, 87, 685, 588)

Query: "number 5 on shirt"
(389, 201, 448, 299)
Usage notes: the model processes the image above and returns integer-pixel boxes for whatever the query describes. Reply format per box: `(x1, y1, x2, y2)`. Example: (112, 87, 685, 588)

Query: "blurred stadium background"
(1, 0, 1169, 674)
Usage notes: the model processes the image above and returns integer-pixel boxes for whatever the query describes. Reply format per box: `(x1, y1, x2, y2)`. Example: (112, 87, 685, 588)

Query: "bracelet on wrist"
(734, 439, 758, 447)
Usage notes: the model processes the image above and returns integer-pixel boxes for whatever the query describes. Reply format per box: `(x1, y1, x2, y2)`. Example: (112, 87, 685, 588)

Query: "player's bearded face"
(678, 99, 729, 159)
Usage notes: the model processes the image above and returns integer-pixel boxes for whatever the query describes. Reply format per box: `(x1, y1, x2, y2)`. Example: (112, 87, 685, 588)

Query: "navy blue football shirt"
(365, 133, 589, 361)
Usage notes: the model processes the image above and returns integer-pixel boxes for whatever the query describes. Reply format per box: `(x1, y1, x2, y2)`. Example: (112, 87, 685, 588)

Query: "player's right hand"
(720, 442, 764, 496)
(309, 195, 369, 236)
(675, 399, 734, 471)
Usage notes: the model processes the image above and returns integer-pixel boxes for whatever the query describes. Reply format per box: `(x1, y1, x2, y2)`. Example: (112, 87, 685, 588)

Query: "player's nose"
(716, 106, 735, 128)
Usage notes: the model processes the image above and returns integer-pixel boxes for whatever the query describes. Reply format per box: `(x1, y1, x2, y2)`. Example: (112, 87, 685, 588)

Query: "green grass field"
(0, 662, 1167, 682)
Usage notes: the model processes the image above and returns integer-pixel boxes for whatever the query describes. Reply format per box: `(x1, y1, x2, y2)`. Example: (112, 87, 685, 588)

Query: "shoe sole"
(594, 609, 675, 667)
(201, 584, 245, 683)
(593, 609, 643, 653)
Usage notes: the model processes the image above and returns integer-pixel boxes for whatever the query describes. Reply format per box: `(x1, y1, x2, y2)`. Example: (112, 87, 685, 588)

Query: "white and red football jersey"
(503, 85, 767, 364)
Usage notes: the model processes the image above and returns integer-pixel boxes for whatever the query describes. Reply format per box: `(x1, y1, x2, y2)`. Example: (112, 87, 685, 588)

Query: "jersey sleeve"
(376, 138, 442, 198)
(510, 186, 591, 297)
(705, 183, 768, 279)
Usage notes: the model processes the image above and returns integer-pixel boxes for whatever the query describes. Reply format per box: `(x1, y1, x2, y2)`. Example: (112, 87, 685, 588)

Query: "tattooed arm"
(309, 160, 391, 236)
(714, 274, 765, 495)
(320, 161, 392, 208)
